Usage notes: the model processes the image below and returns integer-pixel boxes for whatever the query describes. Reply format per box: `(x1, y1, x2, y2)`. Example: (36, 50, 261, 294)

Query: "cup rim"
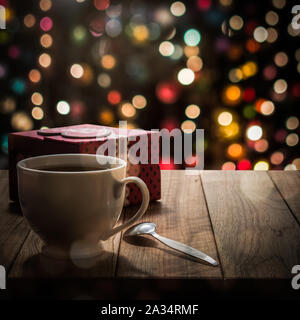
(17, 153, 127, 174)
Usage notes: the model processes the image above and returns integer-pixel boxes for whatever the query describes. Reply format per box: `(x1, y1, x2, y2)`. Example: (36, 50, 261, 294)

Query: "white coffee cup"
(17, 154, 150, 259)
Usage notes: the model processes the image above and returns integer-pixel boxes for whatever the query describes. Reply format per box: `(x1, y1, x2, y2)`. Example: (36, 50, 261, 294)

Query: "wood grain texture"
(117, 170, 222, 278)
(200, 170, 300, 279)
(269, 171, 300, 224)
(8, 223, 123, 278)
(0, 170, 30, 270)
(3, 170, 300, 280)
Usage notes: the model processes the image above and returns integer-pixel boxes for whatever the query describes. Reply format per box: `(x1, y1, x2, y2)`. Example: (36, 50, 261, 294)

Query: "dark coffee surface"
(35, 165, 104, 172)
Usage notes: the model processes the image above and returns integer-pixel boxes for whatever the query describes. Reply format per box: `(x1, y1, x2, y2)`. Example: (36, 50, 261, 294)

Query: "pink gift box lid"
(11, 124, 152, 144)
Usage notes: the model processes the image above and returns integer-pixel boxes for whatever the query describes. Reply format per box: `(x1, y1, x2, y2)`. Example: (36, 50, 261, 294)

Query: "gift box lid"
(10, 124, 152, 145)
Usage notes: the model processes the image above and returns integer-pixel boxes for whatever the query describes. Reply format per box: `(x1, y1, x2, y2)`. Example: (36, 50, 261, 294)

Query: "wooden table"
(1, 170, 300, 299)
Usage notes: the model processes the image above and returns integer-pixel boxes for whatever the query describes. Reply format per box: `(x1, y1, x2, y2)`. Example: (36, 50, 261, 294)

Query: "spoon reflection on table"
(124, 222, 218, 267)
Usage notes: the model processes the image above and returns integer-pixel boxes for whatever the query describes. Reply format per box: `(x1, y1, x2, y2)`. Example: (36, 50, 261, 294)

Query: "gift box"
(8, 124, 161, 206)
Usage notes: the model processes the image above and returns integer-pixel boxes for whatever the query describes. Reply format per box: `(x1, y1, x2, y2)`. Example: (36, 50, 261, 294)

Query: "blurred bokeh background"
(0, 0, 299, 170)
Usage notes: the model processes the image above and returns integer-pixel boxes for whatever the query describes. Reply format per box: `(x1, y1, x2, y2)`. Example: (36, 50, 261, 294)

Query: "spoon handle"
(151, 232, 218, 266)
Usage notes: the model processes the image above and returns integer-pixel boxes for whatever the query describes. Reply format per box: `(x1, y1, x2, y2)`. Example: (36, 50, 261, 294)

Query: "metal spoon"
(124, 222, 218, 266)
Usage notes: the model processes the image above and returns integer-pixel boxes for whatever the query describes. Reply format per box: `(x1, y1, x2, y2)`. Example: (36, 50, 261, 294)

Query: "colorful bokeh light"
(107, 90, 121, 105)
(56, 101, 70, 115)
(253, 160, 269, 170)
(40, 17, 53, 32)
(177, 68, 195, 85)
(227, 143, 244, 159)
(181, 120, 196, 133)
(185, 104, 200, 119)
(170, 2, 186, 17)
(156, 82, 179, 104)
(29, 69, 41, 83)
(184, 29, 201, 46)
(101, 55, 116, 69)
(218, 111, 233, 126)
(38, 53, 51, 68)
(31, 106, 44, 120)
(94, 0, 110, 11)
(247, 125, 263, 141)
(121, 103, 136, 118)
(132, 95, 147, 109)
(70, 64, 84, 79)
(237, 159, 252, 170)
(40, 34, 53, 48)
(223, 85, 242, 105)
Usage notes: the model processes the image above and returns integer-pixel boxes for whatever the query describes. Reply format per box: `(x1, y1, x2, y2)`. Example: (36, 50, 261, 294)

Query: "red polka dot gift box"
(8, 124, 161, 207)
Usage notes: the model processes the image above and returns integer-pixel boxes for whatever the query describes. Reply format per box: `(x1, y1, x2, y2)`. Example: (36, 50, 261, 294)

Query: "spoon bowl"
(124, 222, 156, 237)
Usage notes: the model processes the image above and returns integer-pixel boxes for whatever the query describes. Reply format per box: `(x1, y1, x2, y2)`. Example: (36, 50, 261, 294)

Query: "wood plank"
(200, 171, 300, 279)
(0, 170, 30, 271)
(269, 171, 300, 224)
(117, 170, 222, 278)
(9, 229, 122, 278)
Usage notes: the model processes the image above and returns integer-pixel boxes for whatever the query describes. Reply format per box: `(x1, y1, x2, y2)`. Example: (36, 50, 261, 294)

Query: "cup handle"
(107, 176, 150, 238)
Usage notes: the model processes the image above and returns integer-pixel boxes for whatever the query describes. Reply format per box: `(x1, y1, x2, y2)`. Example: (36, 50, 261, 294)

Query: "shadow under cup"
(17, 154, 128, 259)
